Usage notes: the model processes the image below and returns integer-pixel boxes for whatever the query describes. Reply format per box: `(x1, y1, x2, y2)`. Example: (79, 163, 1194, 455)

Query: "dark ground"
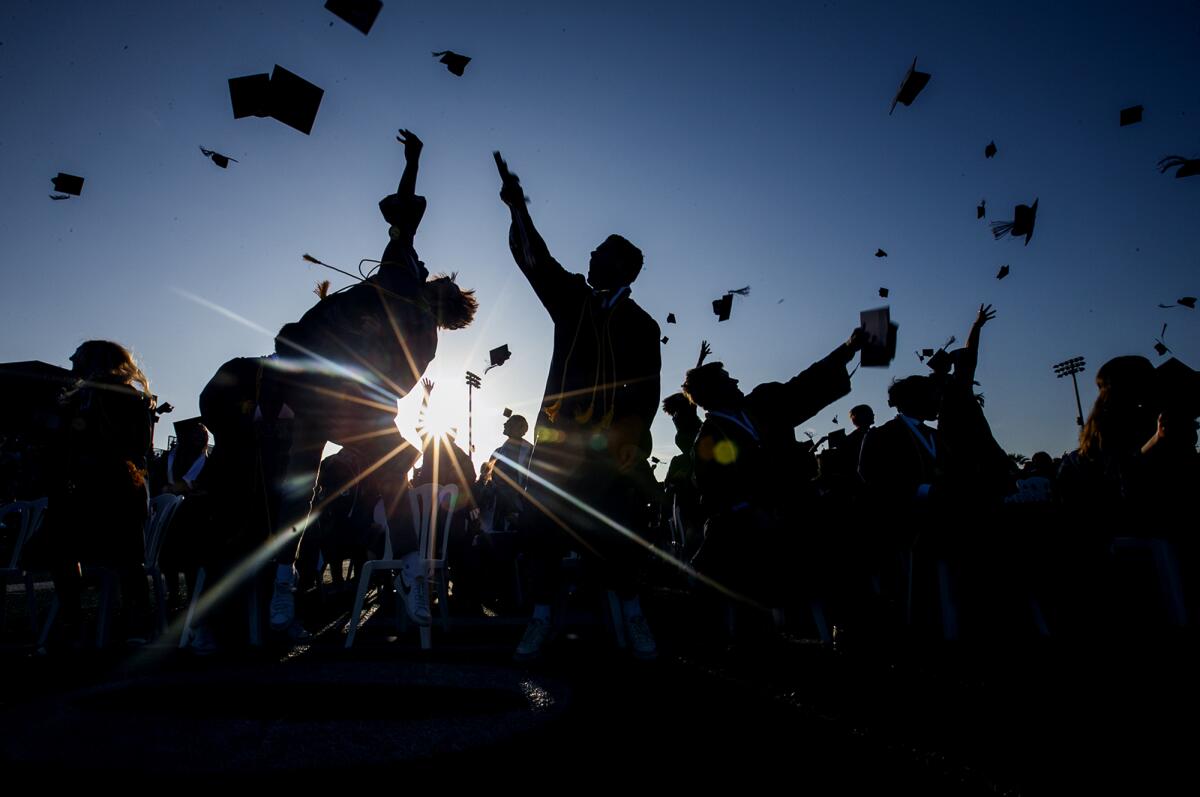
(1, 576, 1196, 792)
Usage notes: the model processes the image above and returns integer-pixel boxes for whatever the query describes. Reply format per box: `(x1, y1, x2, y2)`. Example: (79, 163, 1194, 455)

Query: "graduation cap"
(917, 348, 936, 362)
(661, 336, 669, 344)
(878, 287, 889, 298)
(1179, 297, 1197, 309)
(502, 407, 513, 418)
(996, 264, 1010, 280)
(1155, 358, 1200, 419)
(977, 199, 986, 219)
(50, 172, 84, 196)
(859, 306, 898, 367)
(666, 313, 676, 324)
(433, 50, 471, 76)
(926, 348, 954, 375)
(1154, 323, 1170, 357)
(985, 141, 997, 158)
(229, 66, 324, 135)
(889, 57, 931, 114)
(712, 293, 733, 322)
(228, 73, 271, 118)
(1158, 155, 1200, 179)
(199, 146, 238, 168)
(1119, 105, 1143, 127)
(486, 344, 511, 372)
(324, 0, 382, 35)
(831, 415, 839, 425)
(172, 416, 205, 438)
(875, 248, 887, 257)
(992, 198, 1038, 245)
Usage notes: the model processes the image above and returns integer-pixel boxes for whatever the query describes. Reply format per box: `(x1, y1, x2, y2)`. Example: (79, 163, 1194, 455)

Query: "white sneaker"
(270, 571, 297, 631)
(514, 617, 554, 662)
(625, 614, 657, 661)
(398, 569, 432, 626)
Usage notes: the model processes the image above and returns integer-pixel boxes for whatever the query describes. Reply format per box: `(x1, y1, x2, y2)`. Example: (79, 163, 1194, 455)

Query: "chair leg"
(345, 562, 377, 648)
(937, 559, 959, 641)
(95, 572, 116, 649)
(152, 570, 168, 639)
(25, 573, 38, 637)
(607, 590, 627, 649)
(38, 594, 59, 648)
(247, 578, 261, 647)
(179, 567, 206, 649)
(438, 567, 451, 633)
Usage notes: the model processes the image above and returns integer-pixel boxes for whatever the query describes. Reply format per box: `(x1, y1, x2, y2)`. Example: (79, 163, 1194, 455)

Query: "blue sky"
(1, 0, 1197, 468)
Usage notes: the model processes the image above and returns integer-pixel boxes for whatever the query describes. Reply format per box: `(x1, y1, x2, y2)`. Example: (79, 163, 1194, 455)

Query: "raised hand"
(396, 129, 423, 159)
(422, 377, 435, 395)
(846, 326, 868, 352)
(494, 151, 528, 207)
(974, 303, 996, 327)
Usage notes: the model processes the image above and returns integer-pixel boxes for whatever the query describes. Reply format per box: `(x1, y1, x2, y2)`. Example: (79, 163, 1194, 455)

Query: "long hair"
(422, 272, 478, 330)
(1079, 356, 1155, 459)
(67, 339, 154, 406)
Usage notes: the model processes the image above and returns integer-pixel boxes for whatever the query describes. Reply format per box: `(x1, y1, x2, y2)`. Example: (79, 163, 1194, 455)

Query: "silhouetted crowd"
(2, 134, 1198, 661)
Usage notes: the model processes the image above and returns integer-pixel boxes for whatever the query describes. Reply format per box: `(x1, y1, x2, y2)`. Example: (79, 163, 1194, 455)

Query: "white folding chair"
(143, 494, 184, 639)
(345, 483, 459, 650)
(0, 498, 49, 637)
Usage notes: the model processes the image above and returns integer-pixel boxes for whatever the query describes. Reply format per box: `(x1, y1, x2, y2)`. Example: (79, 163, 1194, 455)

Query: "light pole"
(1053, 357, 1086, 427)
(465, 371, 481, 454)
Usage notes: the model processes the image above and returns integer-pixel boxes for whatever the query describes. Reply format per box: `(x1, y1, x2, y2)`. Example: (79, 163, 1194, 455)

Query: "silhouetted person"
(929, 304, 1016, 504)
(201, 130, 477, 638)
(45, 341, 155, 643)
(1057, 356, 1159, 511)
(485, 413, 533, 531)
(661, 392, 703, 558)
(682, 330, 865, 606)
(497, 154, 661, 661)
(859, 374, 943, 505)
(839, 403, 875, 487)
(151, 420, 209, 497)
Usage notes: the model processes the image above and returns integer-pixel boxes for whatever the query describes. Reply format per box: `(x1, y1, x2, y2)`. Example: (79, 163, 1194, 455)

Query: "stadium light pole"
(465, 371, 482, 454)
(1053, 357, 1087, 427)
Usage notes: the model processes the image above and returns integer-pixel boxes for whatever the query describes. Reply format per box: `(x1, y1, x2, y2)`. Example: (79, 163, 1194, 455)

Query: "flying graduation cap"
(485, 344, 511, 372)
(1154, 323, 1170, 357)
(878, 287, 889, 298)
(1158, 297, 1197, 309)
(992, 198, 1038, 245)
(711, 286, 750, 322)
(666, 313, 676, 324)
(985, 141, 997, 158)
(889, 57, 930, 115)
(433, 50, 471, 76)
(50, 172, 84, 197)
(1158, 155, 1200, 179)
(229, 66, 324, 135)
(1119, 105, 1143, 127)
(502, 407, 513, 418)
(875, 248, 887, 258)
(977, 199, 986, 219)
(324, 0, 382, 35)
(199, 146, 238, 168)
(661, 336, 669, 344)
(996, 264, 1010, 280)
(859, 306, 898, 367)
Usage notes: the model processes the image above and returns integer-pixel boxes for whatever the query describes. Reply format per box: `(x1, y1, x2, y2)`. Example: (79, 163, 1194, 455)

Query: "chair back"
(407, 483, 459, 564)
(1, 498, 48, 571)
(143, 493, 184, 569)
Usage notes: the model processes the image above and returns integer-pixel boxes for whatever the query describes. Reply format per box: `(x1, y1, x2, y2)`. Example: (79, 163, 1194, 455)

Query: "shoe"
(625, 614, 657, 661)
(188, 624, 219, 656)
(398, 569, 432, 626)
(270, 570, 297, 631)
(514, 617, 554, 662)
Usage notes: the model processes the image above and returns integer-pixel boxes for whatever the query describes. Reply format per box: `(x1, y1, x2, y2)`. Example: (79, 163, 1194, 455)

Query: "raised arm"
(495, 151, 573, 313)
(774, 327, 866, 427)
(377, 130, 429, 294)
(958, 303, 995, 383)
